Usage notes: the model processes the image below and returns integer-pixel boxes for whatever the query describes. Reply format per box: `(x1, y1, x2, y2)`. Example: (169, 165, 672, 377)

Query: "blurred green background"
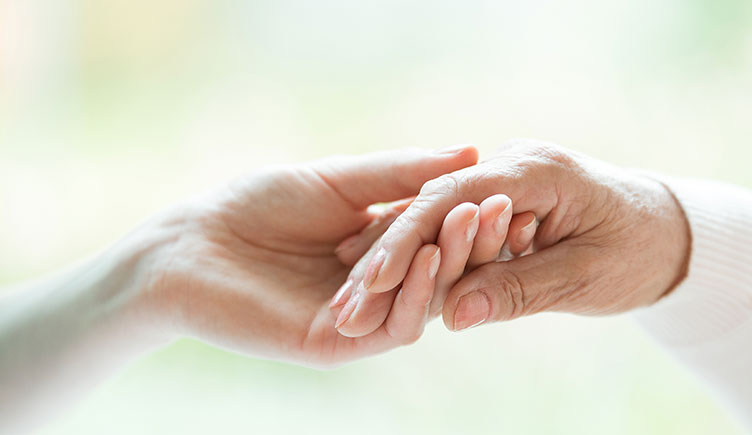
(2, 0, 751, 433)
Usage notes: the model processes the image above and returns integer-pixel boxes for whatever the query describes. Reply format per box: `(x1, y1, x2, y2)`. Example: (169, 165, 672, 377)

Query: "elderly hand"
(332, 193, 539, 337)
(336, 140, 691, 332)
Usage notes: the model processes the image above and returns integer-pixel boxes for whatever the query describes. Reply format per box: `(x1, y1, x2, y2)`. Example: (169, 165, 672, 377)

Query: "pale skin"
(338, 139, 691, 335)
(0, 141, 693, 433)
(0, 145, 530, 433)
(332, 194, 538, 337)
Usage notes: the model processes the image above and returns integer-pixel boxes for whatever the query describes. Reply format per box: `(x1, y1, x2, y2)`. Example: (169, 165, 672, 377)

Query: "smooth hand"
(0, 146, 480, 433)
(143, 146, 478, 366)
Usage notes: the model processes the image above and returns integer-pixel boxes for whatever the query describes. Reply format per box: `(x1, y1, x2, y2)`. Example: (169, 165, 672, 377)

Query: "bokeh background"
(2, 0, 751, 433)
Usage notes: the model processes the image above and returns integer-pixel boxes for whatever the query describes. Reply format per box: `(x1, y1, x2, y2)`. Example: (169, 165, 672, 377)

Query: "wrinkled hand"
(332, 194, 539, 337)
(338, 140, 691, 332)
(140, 146, 478, 367)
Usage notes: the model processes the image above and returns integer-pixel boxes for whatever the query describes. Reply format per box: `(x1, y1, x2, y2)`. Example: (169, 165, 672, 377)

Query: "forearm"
(634, 177, 752, 429)
(0, 224, 175, 433)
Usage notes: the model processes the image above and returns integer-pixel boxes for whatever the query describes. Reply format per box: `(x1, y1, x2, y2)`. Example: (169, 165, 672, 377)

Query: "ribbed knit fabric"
(634, 178, 752, 429)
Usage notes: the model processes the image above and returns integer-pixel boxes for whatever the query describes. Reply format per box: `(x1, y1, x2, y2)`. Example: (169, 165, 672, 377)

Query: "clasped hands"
(127, 140, 689, 368)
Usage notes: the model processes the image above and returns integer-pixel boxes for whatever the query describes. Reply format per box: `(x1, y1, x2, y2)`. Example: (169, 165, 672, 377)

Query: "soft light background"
(2, 0, 751, 433)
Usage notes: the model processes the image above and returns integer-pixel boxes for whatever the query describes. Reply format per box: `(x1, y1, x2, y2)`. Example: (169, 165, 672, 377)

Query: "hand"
(332, 194, 539, 337)
(338, 140, 691, 332)
(139, 146, 479, 366)
(0, 146, 481, 432)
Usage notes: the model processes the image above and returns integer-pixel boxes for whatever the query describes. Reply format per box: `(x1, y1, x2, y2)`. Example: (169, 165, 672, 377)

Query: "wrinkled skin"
(339, 140, 691, 332)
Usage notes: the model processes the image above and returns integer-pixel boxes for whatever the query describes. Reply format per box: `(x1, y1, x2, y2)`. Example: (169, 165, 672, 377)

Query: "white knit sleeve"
(634, 177, 752, 428)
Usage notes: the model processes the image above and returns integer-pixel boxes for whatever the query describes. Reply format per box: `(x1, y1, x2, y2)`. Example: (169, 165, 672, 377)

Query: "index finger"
(360, 171, 490, 293)
(357, 148, 561, 294)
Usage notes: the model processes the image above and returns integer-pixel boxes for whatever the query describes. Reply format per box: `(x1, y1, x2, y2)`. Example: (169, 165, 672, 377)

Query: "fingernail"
(329, 278, 354, 308)
(518, 217, 536, 245)
(363, 248, 386, 290)
(428, 247, 441, 280)
(335, 290, 361, 328)
(436, 144, 473, 155)
(465, 208, 480, 243)
(493, 201, 513, 236)
(453, 291, 490, 331)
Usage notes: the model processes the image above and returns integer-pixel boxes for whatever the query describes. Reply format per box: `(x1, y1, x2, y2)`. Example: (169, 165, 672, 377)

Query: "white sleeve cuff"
(633, 176, 752, 426)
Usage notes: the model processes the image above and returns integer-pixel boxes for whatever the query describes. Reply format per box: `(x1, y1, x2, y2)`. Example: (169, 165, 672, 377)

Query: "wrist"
(100, 206, 194, 345)
(653, 179, 692, 299)
(0, 213, 183, 431)
(635, 173, 692, 304)
(635, 177, 752, 345)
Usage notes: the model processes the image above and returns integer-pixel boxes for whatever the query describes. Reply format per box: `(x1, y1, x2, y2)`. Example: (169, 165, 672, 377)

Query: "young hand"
(140, 146, 480, 366)
(0, 147, 480, 432)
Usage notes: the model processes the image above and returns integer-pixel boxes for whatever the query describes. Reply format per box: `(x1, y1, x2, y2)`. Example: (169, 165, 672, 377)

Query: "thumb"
(441, 243, 587, 331)
(310, 145, 478, 209)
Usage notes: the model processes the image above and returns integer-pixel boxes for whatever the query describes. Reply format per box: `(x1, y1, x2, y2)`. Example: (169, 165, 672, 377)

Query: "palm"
(162, 148, 476, 366)
(174, 165, 407, 366)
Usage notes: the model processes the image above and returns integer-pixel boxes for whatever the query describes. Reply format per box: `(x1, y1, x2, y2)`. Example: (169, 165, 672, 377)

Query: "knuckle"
(419, 173, 460, 199)
(492, 269, 527, 321)
(493, 142, 581, 193)
(387, 210, 421, 240)
(498, 139, 574, 171)
(389, 173, 463, 243)
(530, 143, 577, 171)
(496, 137, 541, 153)
(404, 290, 432, 309)
(398, 284, 432, 315)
